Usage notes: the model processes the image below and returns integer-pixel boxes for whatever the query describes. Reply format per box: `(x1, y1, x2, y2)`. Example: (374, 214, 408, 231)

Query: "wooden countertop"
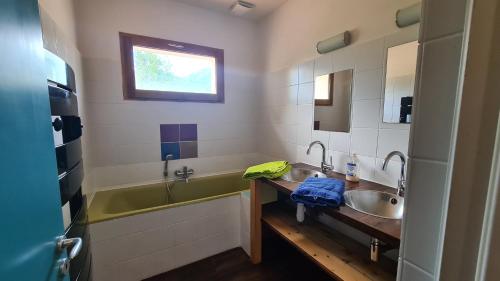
(259, 163, 401, 247)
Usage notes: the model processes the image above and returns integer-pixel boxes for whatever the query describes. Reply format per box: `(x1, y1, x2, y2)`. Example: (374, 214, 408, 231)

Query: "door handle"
(56, 235, 83, 275)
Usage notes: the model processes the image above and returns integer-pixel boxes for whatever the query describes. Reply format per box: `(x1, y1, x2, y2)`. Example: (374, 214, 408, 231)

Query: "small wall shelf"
(261, 204, 396, 281)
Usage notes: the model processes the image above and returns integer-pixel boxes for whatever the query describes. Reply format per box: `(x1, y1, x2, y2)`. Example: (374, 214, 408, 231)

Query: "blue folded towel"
(291, 177, 345, 208)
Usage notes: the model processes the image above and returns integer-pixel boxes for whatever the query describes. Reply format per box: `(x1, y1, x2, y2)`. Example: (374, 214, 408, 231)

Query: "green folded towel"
(243, 161, 291, 180)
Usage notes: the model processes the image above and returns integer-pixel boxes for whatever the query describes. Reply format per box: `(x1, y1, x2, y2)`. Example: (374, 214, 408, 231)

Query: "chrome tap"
(174, 166, 194, 183)
(307, 141, 333, 173)
(163, 154, 174, 177)
(382, 151, 406, 197)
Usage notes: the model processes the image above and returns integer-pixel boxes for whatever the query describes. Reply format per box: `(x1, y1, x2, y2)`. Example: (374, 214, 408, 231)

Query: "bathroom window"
(119, 32, 225, 103)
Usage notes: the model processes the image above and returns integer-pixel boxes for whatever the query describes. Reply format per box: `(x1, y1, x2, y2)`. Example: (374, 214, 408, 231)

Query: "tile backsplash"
(258, 26, 419, 189)
(160, 124, 198, 160)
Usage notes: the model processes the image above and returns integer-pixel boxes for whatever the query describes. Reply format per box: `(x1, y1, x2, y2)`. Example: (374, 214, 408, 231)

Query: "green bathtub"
(88, 172, 249, 223)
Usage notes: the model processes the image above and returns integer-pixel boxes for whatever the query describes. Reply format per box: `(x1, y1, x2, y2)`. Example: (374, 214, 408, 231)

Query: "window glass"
(133, 46, 216, 94)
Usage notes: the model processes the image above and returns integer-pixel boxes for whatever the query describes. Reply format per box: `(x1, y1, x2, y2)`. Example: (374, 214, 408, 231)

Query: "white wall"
(73, 0, 263, 192)
(258, 0, 418, 72)
(258, 16, 419, 188)
(38, 0, 78, 44)
(399, 0, 469, 280)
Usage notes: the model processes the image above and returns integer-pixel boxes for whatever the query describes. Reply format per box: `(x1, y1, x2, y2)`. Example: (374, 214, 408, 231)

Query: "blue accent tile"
(160, 124, 180, 142)
(180, 141, 198, 159)
(180, 124, 197, 141)
(161, 143, 180, 160)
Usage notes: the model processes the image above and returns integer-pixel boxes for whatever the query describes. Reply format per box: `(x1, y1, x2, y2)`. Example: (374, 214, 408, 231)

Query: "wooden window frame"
(119, 32, 225, 103)
(314, 73, 334, 106)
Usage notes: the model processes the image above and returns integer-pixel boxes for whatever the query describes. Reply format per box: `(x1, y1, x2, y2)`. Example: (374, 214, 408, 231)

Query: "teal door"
(0, 0, 70, 281)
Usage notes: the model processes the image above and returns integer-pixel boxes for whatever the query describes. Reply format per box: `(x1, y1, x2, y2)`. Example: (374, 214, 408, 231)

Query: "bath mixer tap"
(307, 141, 333, 173)
(382, 151, 406, 197)
(174, 166, 194, 183)
(163, 154, 174, 177)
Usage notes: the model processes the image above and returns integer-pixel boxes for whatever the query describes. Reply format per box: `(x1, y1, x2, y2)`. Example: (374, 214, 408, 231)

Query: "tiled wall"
(259, 25, 419, 189)
(90, 195, 242, 281)
(160, 124, 198, 160)
(74, 0, 263, 191)
(399, 0, 469, 280)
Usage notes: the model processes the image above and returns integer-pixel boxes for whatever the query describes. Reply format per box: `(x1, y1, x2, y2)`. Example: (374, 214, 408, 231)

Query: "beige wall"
(73, 0, 263, 191)
(39, 0, 78, 44)
(258, 0, 417, 72)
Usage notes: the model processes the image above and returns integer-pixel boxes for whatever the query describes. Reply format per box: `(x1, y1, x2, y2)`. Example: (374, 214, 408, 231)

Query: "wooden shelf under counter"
(261, 204, 397, 281)
(261, 163, 401, 247)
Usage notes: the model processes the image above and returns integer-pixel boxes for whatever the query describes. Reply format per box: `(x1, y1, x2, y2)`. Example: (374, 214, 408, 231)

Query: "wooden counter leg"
(250, 180, 262, 264)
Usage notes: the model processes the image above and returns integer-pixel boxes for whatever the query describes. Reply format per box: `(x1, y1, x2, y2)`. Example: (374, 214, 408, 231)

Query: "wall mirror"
(382, 40, 418, 124)
(313, 69, 353, 133)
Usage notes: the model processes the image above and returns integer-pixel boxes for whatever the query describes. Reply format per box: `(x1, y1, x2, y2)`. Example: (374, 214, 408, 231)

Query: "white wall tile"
(298, 60, 315, 83)
(261, 29, 416, 187)
(286, 85, 299, 105)
(173, 220, 198, 245)
(357, 155, 376, 181)
(297, 145, 323, 167)
(353, 68, 383, 100)
(314, 54, 333, 77)
(373, 158, 402, 188)
(91, 194, 243, 281)
(311, 130, 330, 148)
(297, 123, 312, 146)
(352, 99, 381, 128)
(401, 260, 433, 281)
(353, 39, 384, 71)
(350, 128, 378, 157)
(297, 104, 313, 125)
(377, 129, 410, 159)
(92, 225, 175, 265)
(332, 47, 355, 72)
(403, 159, 448, 274)
(410, 35, 463, 162)
(329, 132, 350, 153)
(298, 82, 314, 105)
(287, 65, 299, 85)
(331, 151, 350, 174)
(421, 0, 467, 41)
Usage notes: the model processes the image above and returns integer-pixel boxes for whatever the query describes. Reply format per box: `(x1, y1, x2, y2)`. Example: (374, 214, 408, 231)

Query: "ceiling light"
(230, 1, 256, 16)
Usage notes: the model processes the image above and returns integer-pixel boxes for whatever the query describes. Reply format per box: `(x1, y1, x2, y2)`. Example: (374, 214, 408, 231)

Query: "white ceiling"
(172, 0, 288, 20)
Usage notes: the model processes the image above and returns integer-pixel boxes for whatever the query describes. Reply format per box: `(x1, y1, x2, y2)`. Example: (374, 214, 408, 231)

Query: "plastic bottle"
(296, 203, 305, 223)
(346, 154, 360, 182)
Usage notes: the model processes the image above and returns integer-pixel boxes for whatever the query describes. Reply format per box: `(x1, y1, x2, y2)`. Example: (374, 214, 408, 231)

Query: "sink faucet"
(307, 141, 333, 173)
(382, 151, 406, 197)
(174, 166, 194, 183)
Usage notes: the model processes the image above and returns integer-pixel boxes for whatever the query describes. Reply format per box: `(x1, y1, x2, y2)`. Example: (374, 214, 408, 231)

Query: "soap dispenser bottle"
(346, 154, 360, 182)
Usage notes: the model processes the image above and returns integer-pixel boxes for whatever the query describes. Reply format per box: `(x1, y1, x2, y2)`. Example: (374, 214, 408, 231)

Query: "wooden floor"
(144, 231, 334, 281)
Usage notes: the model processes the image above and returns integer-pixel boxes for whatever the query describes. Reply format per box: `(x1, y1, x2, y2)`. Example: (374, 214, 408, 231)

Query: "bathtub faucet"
(163, 154, 174, 178)
(174, 166, 194, 183)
